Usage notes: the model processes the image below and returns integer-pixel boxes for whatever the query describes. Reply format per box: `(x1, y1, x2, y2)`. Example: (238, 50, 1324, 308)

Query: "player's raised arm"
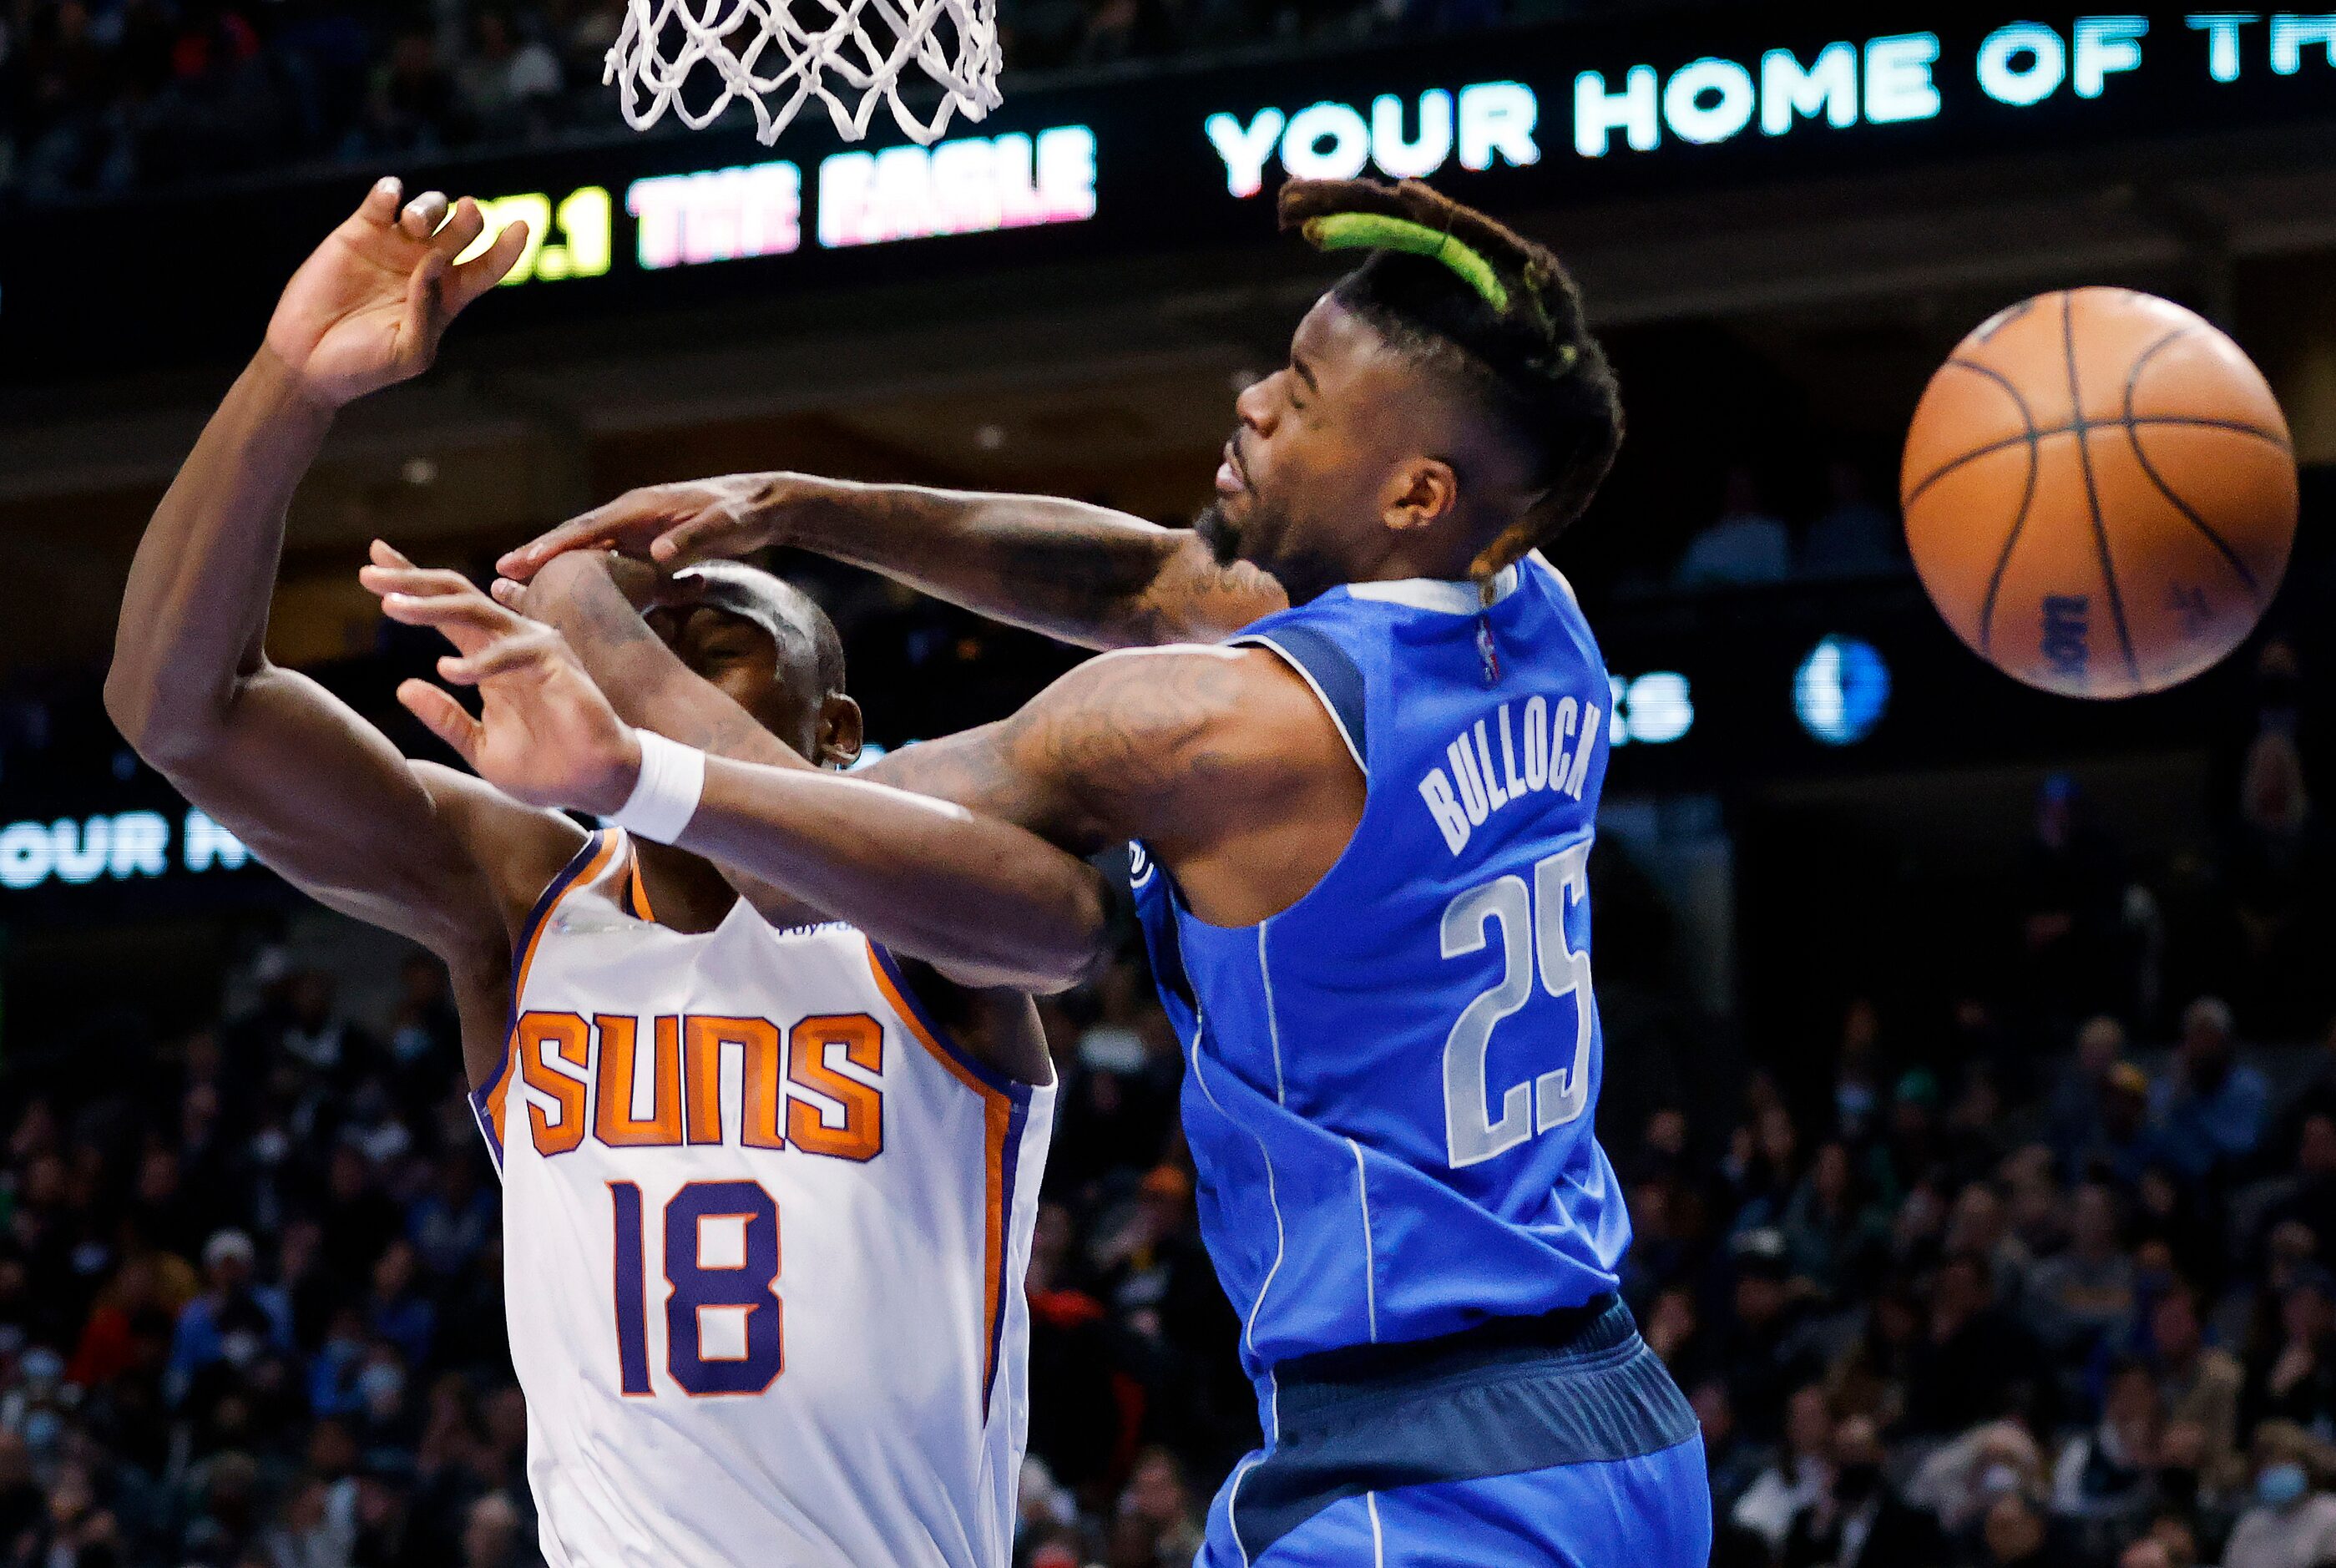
(498, 475, 1287, 650)
(489, 548, 796, 770)
(104, 180, 558, 974)
(402, 544, 829, 929)
(364, 568, 1115, 993)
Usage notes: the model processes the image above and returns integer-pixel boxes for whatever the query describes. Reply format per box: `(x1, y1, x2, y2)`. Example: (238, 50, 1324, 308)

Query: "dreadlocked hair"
(1278, 176, 1622, 582)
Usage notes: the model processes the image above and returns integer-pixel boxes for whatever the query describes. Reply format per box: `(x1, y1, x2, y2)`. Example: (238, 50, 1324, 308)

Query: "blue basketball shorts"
(1199, 1297, 1712, 1567)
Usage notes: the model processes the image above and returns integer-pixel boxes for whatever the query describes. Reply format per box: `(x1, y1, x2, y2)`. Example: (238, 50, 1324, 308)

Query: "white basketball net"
(605, 0, 1002, 147)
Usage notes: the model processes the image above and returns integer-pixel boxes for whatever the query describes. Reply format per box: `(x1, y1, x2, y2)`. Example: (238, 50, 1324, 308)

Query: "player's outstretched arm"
(366, 569, 1115, 994)
(104, 180, 561, 977)
(458, 544, 829, 926)
(490, 548, 799, 771)
(855, 641, 1361, 928)
(498, 475, 1287, 650)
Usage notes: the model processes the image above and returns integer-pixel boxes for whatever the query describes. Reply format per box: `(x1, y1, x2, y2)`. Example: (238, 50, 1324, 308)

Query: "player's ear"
(815, 692, 863, 771)
(1382, 457, 1459, 534)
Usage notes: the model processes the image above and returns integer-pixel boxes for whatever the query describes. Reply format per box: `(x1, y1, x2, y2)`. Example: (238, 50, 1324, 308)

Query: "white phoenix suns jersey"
(468, 828, 1054, 1568)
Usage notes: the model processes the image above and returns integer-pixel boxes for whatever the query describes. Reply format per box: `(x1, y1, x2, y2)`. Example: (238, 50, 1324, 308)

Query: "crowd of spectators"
(0, 424, 2320, 1563)
(0, 609, 2318, 1568)
(0, 915, 1257, 1568)
(0, 0, 1656, 202)
(1667, 995, 2336, 1568)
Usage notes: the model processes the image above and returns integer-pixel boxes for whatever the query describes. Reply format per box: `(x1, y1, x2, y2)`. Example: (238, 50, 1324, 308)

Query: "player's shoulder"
(411, 759, 590, 933)
(1019, 643, 1342, 822)
(1057, 642, 1329, 756)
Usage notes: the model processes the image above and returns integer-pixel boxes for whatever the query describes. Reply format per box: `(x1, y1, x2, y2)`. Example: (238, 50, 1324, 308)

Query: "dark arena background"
(4, 4, 2336, 1565)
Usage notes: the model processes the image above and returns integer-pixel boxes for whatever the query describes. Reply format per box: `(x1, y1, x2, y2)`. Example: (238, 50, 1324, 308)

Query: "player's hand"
(498, 473, 815, 580)
(265, 179, 529, 410)
(359, 541, 642, 816)
(490, 549, 698, 619)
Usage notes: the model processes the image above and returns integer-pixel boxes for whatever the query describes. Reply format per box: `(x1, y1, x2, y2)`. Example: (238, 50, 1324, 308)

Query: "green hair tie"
(1302, 212, 1510, 315)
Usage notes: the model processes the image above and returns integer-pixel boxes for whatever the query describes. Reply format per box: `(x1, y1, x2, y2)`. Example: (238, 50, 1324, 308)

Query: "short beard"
(1195, 503, 1241, 568)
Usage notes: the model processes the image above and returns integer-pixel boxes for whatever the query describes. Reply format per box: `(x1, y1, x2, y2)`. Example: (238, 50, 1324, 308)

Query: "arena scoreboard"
(6, 6, 2336, 371)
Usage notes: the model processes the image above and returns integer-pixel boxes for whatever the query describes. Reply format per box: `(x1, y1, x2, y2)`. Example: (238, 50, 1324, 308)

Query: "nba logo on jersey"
(473, 829, 1053, 1568)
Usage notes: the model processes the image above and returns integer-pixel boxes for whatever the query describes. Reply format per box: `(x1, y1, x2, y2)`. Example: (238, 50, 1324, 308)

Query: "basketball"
(1900, 288, 2298, 700)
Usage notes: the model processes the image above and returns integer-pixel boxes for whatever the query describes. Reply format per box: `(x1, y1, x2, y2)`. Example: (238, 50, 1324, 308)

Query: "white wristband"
(611, 730, 705, 845)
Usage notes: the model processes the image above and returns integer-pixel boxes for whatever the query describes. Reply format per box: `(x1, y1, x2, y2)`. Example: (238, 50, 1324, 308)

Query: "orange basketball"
(1900, 288, 2298, 700)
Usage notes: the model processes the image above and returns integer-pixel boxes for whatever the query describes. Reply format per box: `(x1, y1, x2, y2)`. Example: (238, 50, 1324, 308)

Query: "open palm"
(265, 178, 530, 409)
(359, 544, 641, 817)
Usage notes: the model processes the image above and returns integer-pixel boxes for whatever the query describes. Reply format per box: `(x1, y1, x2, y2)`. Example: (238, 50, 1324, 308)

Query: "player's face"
(1199, 295, 1449, 603)
(647, 605, 842, 764)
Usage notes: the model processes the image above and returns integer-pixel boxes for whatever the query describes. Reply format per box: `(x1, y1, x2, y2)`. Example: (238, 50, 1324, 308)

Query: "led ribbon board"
(8, 10, 2329, 367)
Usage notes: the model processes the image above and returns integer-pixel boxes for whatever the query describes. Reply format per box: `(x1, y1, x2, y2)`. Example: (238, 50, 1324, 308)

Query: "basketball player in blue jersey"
(483, 175, 1710, 1565)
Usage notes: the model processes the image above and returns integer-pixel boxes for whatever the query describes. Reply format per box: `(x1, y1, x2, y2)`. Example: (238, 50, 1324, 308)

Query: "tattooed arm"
(855, 642, 1363, 928)
(498, 475, 1288, 650)
(502, 550, 786, 766)
(366, 553, 1116, 993)
(461, 547, 827, 930)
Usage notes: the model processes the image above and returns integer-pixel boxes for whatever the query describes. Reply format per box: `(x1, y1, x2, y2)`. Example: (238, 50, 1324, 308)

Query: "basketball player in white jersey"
(105, 180, 1113, 1567)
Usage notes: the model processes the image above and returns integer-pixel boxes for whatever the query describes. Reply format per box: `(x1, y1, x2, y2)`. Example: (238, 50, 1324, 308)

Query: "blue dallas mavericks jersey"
(1133, 551, 1631, 1381)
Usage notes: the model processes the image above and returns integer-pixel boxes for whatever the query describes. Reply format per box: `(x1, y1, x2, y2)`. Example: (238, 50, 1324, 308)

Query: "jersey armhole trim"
(863, 939, 1033, 1417)
(472, 827, 618, 1170)
(1233, 631, 1366, 775)
(620, 841, 657, 924)
(863, 942, 1030, 1103)
(1526, 551, 1580, 611)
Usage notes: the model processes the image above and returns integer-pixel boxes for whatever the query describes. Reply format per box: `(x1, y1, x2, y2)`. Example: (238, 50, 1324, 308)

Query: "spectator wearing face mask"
(1780, 1413, 1944, 1568)
(1732, 1383, 1833, 1554)
(2222, 1422, 2336, 1568)
(1, 1348, 72, 1462)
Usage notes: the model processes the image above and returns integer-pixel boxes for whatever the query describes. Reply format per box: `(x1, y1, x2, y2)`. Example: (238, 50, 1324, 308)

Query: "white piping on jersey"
(1256, 923, 1288, 1106)
(1347, 1137, 1378, 1343)
(1345, 558, 1524, 615)
(1367, 1490, 1387, 1566)
(1224, 1452, 1265, 1568)
(1184, 1004, 1286, 1441)
(1234, 635, 1364, 774)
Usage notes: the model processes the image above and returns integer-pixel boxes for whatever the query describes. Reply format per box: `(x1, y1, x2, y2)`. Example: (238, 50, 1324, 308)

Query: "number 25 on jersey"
(1440, 842, 1595, 1169)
